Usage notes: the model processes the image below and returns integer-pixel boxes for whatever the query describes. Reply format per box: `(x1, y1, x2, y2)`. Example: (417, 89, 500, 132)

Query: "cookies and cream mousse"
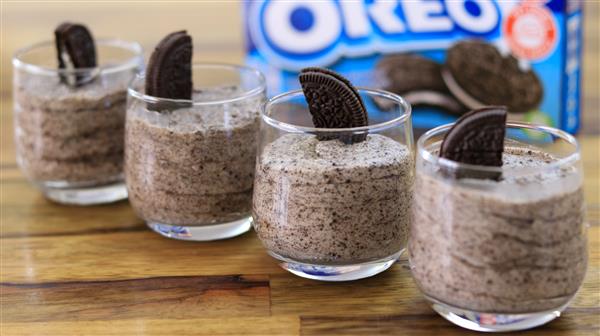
(15, 23, 133, 184)
(125, 31, 262, 227)
(409, 107, 587, 313)
(126, 87, 260, 225)
(253, 67, 413, 265)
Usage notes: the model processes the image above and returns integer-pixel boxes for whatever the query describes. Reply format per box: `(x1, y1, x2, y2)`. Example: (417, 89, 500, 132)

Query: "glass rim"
(262, 88, 412, 134)
(12, 38, 143, 76)
(417, 121, 581, 174)
(128, 63, 266, 106)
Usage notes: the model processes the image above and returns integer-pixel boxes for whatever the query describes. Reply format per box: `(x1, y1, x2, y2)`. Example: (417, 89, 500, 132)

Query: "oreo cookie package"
(243, 0, 582, 133)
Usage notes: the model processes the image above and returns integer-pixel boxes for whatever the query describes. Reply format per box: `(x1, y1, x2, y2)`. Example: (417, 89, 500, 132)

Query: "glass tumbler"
(13, 39, 143, 205)
(253, 88, 414, 281)
(126, 64, 266, 241)
(410, 122, 587, 332)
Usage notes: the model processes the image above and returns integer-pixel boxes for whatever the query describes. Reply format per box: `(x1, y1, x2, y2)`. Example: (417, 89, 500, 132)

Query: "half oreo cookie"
(145, 31, 193, 110)
(375, 53, 467, 115)
(299, 67, 368, 143)
(444, 40, 543, 113)
(54, 22, 97, 86)
(440, 106, 507, 180)
(301, 67, 366, 113)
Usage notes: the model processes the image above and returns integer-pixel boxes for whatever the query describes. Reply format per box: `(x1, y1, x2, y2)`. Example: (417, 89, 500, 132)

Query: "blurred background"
(1, 2, 243, 92)
(1, 1, 598, 134)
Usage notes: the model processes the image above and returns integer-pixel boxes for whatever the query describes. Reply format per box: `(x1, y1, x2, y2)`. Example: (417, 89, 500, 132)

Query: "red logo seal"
(504, 4, 558, 60)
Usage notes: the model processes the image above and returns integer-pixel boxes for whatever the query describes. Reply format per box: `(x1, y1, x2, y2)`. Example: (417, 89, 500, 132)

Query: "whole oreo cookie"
(376, 54, 466, 115)
(54, 22, 97, 86)
(440, 106, 507, 180)
(299, 67, 368, 143)
(444, 40, 543, 113)
(145, 31, 193, 110)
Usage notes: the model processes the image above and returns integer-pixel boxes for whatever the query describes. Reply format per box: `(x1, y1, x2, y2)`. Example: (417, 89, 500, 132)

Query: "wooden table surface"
(1, 2, 599, 336)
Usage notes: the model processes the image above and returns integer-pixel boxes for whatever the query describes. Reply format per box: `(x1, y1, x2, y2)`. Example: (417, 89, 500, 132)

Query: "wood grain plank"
(0, 231, 284, 282)
(271, 260, 432, 317)
(0, 166, 21, 181)
(1, 216, 597, 285)
(1, 275, 269, 322)
(1, 316, 299, 336)
(300, 308, 600, 336)
(0, 179, 143, 238)
(271, 264, 599, 317)
(0, 100, 15, 165)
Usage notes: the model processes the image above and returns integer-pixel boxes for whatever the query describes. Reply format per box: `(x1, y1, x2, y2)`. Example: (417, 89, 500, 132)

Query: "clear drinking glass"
(410, 122, 587, 332)
(126, 64, 266, 241)
(13, 39, 143, 205)
(253, 88, 414, 281)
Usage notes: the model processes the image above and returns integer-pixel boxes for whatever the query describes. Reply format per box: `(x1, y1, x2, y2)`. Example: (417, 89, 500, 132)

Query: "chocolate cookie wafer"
(54, 22, 97, 86)
(299, 67, 368, 143)
(444, 40, 543, 113)
(145, 31, 192, 110)
(376, 53, 466, 115)
(440, 106, 507, 180)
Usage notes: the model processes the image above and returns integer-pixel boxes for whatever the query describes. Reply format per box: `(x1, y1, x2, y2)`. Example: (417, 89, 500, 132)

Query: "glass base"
(427, 296, 568, 332)
(147, 216, 252, 241)
(269, 250, 404, 281)
(41, 181, 127, 205)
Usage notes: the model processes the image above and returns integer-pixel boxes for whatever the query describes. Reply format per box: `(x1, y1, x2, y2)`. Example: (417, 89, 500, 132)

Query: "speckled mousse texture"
(14, 73, 131, 183)
(125, 87, 262, 226)
(410, 147, 587, 313)
(253, 133, 414, 264)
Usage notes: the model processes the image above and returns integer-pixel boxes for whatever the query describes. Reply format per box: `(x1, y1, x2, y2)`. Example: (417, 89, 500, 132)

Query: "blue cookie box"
(243, 0, 582, 133)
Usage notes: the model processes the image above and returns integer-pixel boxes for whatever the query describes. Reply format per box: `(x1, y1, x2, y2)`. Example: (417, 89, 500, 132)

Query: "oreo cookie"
(299, 67, 368, 143)
(375, 54, 466, 115)
(301, 67, 366, 113)
(443, 40, 543, 113)
(54, 22, 97, 86)
(440, 106, 507, 180)
(145, 30, 193, 110)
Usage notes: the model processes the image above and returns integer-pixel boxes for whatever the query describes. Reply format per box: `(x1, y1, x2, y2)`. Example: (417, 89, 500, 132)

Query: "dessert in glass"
(13, 22, 143, 205)
(253, 68, 414, 281)
(125, 31, 266, 241)
(410, 106, 587, 331)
